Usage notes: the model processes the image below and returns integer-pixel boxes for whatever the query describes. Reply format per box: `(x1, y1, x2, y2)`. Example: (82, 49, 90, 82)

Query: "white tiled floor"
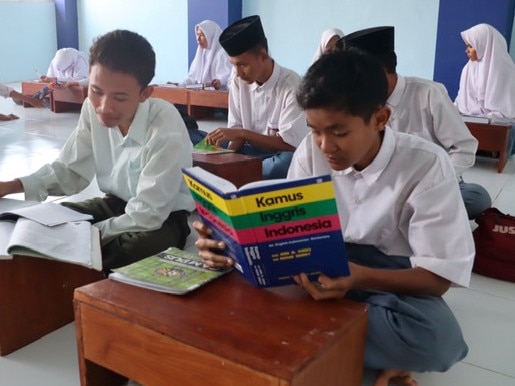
(1, 84, 514, 386)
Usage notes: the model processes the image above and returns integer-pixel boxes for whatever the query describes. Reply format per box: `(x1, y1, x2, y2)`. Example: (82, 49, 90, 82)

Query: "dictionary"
(182, 166, 349, 288)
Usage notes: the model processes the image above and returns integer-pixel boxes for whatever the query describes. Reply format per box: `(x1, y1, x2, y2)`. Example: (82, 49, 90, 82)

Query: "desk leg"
(188, 105, 213, 119)
(75, 302, 127, 386)
(498, 128, 512, 173)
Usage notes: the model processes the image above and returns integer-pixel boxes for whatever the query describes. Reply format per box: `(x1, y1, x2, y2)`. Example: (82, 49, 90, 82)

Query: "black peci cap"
(337, 26, 395, 57)
(219, 15, 267, 56)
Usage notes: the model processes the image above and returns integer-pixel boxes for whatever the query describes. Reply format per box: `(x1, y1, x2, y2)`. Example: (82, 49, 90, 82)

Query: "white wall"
(243, 0, 440, 79)
(77, 0, 188, 84)
(2, 0, 511, 84)
(77, 0, 440, 83)
(0, 1, 56, 83)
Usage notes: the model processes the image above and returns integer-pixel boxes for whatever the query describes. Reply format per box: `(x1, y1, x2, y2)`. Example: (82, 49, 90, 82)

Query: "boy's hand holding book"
(193, 220, 234, 269)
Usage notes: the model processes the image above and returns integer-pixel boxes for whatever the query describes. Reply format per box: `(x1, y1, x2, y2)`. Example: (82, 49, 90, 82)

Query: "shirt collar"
(386, 74, 405, 108)
(250, 61, 280, 92)
(333, 127, 396, 185)
(123, 100, 150, 145)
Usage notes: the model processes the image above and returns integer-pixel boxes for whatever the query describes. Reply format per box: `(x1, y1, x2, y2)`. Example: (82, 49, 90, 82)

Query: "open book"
(0, 198, 93, 226)
(193, 138, 235, 155)
(0, 198, 101, 270)
(460, 114, 490, 124)
(182, 166, 350, 288)
(109, 247, 231, 294)
(155, 83, 215, 90)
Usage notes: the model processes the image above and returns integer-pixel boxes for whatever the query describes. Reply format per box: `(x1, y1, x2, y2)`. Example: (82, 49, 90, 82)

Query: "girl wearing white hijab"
(182, 20, 232, 90)
(41, 48, 89, 84)
(312, 28, 344, 63)
(454, 23, 515, 121)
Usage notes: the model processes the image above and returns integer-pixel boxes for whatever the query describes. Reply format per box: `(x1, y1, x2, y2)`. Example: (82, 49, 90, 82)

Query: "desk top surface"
(75, 272, 367, 378)
(192, 152, 262, 166)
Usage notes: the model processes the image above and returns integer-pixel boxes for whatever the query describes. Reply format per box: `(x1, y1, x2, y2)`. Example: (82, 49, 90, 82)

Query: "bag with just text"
(472, 207, 515, 282)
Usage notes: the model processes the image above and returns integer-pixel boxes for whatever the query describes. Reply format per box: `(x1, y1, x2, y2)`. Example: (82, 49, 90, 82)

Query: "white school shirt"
(288, 127, 474, 287)
(387, 75, 477, 178)
(228, 61, 308, 148)
(0, 83, 12, 98)
(19, 98, 195, 243)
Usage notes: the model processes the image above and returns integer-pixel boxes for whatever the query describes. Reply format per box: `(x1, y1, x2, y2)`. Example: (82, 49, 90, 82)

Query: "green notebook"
(193, 138, 235, 154)
(109, 247, 232, 295)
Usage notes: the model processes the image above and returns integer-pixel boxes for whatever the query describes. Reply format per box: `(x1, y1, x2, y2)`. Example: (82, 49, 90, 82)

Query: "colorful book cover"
(109, 247, 232, 295)
(193, 138, 235, 155)
(182, 166, 349, 288)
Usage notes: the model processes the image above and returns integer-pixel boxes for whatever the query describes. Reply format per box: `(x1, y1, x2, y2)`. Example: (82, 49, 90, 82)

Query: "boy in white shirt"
(194, 50, 474, 386)
(338, 26, 491, 220)
(0, 30, 195, 271)
(205, 15, 308, 179)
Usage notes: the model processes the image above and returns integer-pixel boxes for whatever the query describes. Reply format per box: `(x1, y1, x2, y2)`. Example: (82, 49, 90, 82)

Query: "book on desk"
(182, 166, 350, 288)
(156, 83, 216, 90)
(0, 198, 102, 270)
(109, 247, 231, 294)
(193, 138, 235, 155)
(460, 114, 490, 124)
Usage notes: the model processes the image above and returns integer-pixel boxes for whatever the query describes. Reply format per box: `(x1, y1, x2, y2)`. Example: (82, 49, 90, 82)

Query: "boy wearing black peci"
(194, 50, 474, 386)
(205, 15, 308, 179)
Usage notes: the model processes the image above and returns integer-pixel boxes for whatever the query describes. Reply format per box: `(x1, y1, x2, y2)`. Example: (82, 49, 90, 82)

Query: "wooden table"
(151, 86, 189, 105)
(187, 89, 229, 118)
(51, 85, 88, 112)
(0, 256, 103, 356)
(21, 81, 88, 113)
(21, 81, 47, 107)
(152, 86, 228, 119)
(74, 273, 368, 386)
(193, 152, 262, 188)
(465, 121, 512, 173)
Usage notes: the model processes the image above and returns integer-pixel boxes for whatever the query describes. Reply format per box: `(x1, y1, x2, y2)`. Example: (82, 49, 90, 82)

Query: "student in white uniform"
(40, 47, 89, 85)
(337, 26, 491, 220)
(205, 15, 309, 179)
(312, 28, 344, 63)
(172, 20, 232, 90)
(193, 49, 473, 386)
(455, 23, 515, 154)
(0, 30, 195, 271)
(455, 23, 515, 121)
(0, 83, 45, 120)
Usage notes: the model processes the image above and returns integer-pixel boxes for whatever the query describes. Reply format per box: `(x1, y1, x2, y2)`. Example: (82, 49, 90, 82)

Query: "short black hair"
(297, 49, 388, 123)
(89, 30, 155, 88)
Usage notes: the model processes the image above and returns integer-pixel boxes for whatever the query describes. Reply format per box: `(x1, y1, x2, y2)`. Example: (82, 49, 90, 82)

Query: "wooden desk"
(0, 256, 103, 356)
(21, 81, 47, 107)
(74, 274, 368, 386)
(21, 81, 88, 113)
(151, 86, 189, 105)
(51, 86, 88, 112)
(465, 121, 512, 173)
(187, 89, 229, 118)
(193, 152, 262, 188)
(152, 86, 228, 119)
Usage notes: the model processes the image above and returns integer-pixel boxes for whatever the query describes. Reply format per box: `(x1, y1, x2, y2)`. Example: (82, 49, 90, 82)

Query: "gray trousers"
(238, 142, 293, 179)
(62, 195, 190, 272)
(460, 179, 491, 220)
(345, 244, 468, 372)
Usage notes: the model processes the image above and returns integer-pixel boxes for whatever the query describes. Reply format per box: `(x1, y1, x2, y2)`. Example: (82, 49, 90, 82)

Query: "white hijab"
(455, 23, 515, 120)
(312, 28, 344, 63)
(47, 48, 89, 81)
(185, 20, 232, 87)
